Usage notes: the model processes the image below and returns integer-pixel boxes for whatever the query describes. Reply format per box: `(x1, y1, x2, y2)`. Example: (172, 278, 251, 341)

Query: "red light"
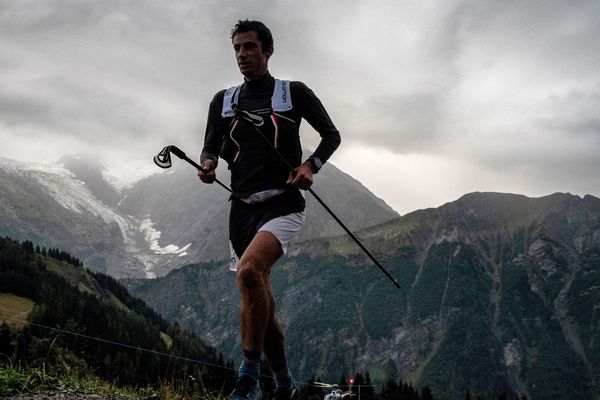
(349, 378, 354, 385)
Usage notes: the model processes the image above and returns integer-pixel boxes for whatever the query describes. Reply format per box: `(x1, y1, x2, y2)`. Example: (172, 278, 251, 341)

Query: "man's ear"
(265, 46, 274, 59)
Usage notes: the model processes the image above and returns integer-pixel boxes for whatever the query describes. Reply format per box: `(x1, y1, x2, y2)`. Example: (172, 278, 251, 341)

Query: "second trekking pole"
(232, 106, 400, 289)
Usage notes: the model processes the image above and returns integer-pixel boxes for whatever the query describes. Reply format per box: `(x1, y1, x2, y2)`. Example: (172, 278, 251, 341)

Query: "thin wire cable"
(0, 310, 336, 386)
(1, 296, 388, 390)
(0, 312, 234, 374)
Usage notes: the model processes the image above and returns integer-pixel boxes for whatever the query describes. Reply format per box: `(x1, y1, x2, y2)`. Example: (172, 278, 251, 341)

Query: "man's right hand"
(198, 160, 216, 184)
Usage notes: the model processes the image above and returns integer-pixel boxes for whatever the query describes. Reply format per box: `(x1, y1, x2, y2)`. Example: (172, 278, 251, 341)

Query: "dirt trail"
(2, 391, 130, 400)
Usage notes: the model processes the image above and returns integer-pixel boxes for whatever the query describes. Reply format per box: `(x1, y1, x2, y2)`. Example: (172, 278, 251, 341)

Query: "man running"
(198, 20, 340, 400)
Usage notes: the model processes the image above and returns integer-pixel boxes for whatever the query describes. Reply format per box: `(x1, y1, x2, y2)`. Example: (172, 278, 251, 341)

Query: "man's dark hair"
(231, 20, 274, 52)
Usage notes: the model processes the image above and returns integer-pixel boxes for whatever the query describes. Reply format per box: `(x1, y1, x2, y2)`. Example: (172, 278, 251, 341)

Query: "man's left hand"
(286, 162, 314, 190)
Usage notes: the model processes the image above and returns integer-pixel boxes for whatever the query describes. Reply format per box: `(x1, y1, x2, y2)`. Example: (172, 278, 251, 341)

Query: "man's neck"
(244, 72, 272, 90)
(245, 71, 270, 82)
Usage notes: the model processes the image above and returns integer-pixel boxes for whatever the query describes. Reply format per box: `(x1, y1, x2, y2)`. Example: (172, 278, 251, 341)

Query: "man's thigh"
(238, 231, 283, 273)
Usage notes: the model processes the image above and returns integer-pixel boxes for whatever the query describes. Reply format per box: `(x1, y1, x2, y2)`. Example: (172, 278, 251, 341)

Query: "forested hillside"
(0, 236, 235, 394)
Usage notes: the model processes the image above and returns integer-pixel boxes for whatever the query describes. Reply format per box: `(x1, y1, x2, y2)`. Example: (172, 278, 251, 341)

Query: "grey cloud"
(540, 88, 600, 138)
(1, 0, 599, 207)
(336, 91, 446, 152)
(0, 0, 102, 34)
(0, 0, 188, 35)
(336, 0, 600, 149)
(457, 90, 600, 193)
(455, 0, 600, 72)
(0, 92, 49, 124)
(1, 72, 160, 147)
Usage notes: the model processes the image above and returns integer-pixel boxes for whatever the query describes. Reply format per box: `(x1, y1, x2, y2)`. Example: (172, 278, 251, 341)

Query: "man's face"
(233, 31, 272, 81)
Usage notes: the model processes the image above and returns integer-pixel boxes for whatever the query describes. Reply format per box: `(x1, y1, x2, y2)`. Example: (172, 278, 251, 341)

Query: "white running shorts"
(229, 211, 306, 272)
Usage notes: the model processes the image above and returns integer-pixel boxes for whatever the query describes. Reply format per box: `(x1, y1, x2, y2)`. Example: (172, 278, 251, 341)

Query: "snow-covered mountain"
(0, 155, 399, 278)
(0, 157, 169, 278)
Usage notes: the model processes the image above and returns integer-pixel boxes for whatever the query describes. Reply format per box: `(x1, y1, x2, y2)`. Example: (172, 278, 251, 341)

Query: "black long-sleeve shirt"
(201, 73, 341, 198)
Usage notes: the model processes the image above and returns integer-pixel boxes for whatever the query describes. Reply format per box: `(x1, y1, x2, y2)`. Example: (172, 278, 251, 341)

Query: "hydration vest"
(221, 79, 292, 117)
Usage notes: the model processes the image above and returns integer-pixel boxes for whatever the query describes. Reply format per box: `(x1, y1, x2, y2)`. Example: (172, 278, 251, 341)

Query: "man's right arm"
(199, 91, 225, 183)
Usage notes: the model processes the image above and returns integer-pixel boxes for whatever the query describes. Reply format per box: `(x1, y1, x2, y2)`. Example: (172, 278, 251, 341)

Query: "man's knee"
(236, 258, 265, 290)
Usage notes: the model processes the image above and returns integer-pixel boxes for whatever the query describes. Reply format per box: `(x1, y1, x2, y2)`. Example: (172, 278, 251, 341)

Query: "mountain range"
(2, 155, 599, 399)
(126, 191, 600, 400)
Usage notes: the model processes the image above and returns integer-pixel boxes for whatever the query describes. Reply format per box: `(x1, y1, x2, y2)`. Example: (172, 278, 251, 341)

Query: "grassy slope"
(0, 293, 34, 328)
(5, 254, 173, 350)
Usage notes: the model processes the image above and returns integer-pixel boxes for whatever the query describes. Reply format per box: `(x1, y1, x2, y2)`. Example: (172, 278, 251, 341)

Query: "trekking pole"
(232, 106, 400, 289)
(153, 145, 231, 193)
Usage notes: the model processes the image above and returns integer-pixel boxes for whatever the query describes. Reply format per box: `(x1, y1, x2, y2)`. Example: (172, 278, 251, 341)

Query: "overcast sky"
(1, 0, 599, 214)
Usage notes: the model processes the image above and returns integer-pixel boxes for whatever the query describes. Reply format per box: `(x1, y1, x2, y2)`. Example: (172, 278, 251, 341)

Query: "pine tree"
(21, 240, 34, 254)
(421, 386, 434, 400)
(352, 372, 364, 395)
(363, 371, 375, 397)
(402, 382, 416, 400)
(380, 378, 398, 400)
(339, 375, 348, 392)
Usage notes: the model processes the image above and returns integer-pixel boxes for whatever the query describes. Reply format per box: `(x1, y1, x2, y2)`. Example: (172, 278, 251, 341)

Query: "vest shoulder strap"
(221, 85, 241, 117)
(271, 79, 292, 112)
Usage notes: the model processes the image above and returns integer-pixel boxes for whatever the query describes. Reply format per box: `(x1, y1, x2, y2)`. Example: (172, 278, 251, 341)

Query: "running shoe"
(272, 384, 298, 400)
(230, 375, 260, 400)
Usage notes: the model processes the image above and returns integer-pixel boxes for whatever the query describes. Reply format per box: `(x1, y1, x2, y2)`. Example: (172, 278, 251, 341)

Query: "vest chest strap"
(221, 79, 292, 117)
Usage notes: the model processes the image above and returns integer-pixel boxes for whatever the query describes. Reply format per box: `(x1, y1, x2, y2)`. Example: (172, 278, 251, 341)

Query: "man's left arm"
(287, 82, 341, 188)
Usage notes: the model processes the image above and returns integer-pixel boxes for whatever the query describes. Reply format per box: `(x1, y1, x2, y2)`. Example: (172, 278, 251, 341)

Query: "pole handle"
(170, 146, 232, 193)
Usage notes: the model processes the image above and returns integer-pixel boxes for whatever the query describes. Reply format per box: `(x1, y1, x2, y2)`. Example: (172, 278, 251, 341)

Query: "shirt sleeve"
(200, 90, 226, 166)
(292, 81, 341, 165)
